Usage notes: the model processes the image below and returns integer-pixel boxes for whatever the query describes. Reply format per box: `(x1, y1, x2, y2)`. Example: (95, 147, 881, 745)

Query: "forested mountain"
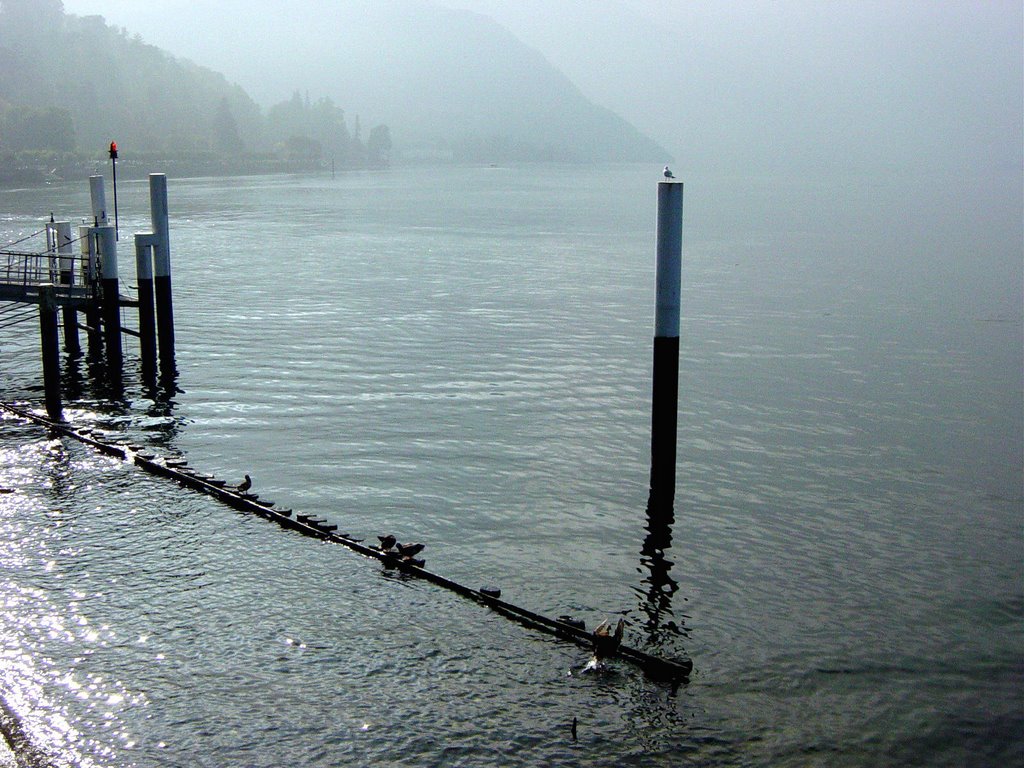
(122, 0, 670, 163)
(0, 0, 387, 182)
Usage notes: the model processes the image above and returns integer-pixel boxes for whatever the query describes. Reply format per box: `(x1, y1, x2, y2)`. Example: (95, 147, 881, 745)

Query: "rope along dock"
(1, 402, 693, 684)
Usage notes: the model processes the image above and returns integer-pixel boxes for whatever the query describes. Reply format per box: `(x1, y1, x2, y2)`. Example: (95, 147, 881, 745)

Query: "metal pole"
(650, 180, 683, 506)
(109, 142, 120, 240)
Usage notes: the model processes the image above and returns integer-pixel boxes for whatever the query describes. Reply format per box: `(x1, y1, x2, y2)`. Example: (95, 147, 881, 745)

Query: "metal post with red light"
(109, 141, 119, 240)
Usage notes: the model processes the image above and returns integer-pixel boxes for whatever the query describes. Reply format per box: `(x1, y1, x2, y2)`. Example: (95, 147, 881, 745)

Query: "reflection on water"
(634, 489, 687, 650)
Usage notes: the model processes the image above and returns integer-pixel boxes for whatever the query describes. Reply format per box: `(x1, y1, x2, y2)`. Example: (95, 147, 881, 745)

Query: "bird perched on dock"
(237, 474, 252, 493)
(586, 618, 625, 670)
(396, 541, 425, 557)
(377, 534, 397, 552)
(663, 165, 675, 179)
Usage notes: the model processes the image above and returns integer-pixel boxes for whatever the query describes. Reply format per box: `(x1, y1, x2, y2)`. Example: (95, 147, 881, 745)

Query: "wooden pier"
(0, 173, 175, 417)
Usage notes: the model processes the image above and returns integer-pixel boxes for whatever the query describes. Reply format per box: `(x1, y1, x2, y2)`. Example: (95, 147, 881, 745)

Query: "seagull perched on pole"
(663, 166, 675, 179)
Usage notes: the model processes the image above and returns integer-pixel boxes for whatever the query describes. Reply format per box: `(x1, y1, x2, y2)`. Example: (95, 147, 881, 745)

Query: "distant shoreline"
(0, 153, 389, 190)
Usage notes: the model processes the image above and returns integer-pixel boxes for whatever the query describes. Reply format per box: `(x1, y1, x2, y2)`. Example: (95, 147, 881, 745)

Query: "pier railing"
(0, 247, 96, 300)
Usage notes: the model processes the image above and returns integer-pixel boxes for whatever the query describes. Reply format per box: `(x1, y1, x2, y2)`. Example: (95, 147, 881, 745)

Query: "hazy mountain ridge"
(257, 1, 670, 162)
(0, 0, 670, 178)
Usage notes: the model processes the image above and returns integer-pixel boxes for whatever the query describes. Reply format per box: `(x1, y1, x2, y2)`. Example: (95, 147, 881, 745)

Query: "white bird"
(663, 166, 675, 179)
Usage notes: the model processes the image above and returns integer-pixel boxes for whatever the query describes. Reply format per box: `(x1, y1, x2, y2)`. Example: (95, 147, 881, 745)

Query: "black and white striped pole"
(649, 178, 683, 507)
(149, 173, 175, 376)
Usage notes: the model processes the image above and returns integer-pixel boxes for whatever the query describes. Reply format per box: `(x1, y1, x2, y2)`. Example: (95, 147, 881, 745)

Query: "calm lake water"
(1, 163, 1021, 767)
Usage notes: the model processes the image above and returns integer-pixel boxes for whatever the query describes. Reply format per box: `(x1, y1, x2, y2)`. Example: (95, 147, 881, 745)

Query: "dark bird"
(396, 542, 425, 557)
(663, 165, 675, 179)
(591, 618, 625, 661)
(236, 474, 252, 493)
(377, 534, 397, 551)
(401, 556, 425, 568)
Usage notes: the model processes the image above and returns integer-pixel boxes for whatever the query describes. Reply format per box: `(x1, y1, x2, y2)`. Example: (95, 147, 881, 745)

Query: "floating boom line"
(0, 400, 693, 684)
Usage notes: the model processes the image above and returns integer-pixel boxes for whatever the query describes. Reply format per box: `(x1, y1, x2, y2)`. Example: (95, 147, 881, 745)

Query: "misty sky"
(58, 0, 1022, 176)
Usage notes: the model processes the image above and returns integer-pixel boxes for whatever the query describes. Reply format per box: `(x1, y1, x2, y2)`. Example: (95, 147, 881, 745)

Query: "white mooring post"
(650, 179, 683, 505)
(149, 174, 175, 374)
(134, 233, 157, 379)
(97, 224, 122, 374)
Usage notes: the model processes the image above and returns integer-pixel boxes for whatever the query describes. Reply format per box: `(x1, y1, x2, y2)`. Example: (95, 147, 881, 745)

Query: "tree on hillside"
(266, 92, 354, 165)
(366, 124, 391, 167)
(213, 97, 244, 155)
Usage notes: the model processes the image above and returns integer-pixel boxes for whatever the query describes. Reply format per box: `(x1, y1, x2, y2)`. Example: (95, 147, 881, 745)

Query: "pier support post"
(81, 226, 102, 358)
(55, 221, 80, 355)
(38, 284, 62, 420)
(97, 224, 122, 374)
(649, 180, 683, 507)
(135, 234, 157, 380)
(149, 174, 175, 375)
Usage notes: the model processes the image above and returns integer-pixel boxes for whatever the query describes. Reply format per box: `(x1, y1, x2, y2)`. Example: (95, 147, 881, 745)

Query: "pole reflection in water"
(633, 477, 688, 648)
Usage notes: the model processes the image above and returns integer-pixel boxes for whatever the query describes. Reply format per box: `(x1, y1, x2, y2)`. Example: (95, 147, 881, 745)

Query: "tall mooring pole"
(97, 224, 123, 376)
(134, 233, 157, 381)
(149, 173, 175, 375)
(649, 179, 683, 506)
